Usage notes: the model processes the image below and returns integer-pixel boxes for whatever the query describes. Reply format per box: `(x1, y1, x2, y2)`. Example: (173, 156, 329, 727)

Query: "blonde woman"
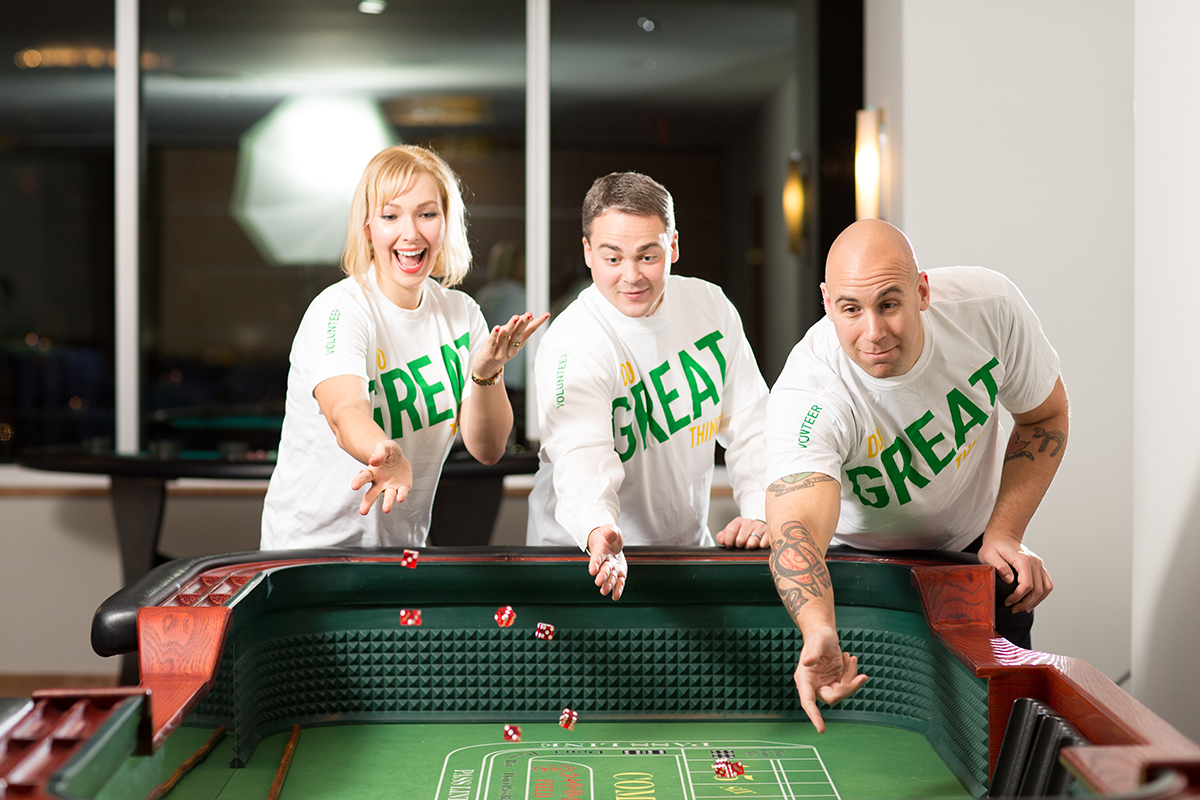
(262, 145, 546, 549)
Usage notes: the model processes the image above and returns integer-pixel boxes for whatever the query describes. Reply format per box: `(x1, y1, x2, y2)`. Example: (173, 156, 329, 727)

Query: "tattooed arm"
(766, 471, 867, 732)
(981, 375, 1070, 613)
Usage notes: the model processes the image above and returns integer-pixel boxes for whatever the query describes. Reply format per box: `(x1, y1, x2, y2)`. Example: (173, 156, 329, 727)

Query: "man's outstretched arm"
(766, 472, 867, 732)
(980, 376, 1069, 613)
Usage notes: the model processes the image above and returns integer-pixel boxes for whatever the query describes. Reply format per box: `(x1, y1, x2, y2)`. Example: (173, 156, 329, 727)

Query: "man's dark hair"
(582, 172, 675, 239)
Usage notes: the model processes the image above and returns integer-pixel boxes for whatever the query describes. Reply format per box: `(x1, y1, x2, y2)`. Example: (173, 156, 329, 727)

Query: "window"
(2, 0, 858, 461)
(141, 0, 526, 452)
(0, 1, 116, 461)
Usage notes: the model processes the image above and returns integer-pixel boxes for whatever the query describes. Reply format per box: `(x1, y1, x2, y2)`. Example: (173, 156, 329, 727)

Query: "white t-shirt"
(527, 275, 769, 549)
(766, 266, 1061, 552)
(262, 270, 489, 549)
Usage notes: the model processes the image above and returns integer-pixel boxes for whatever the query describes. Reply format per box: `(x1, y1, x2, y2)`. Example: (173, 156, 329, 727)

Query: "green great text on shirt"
(846, 357, 1000, 508)
(366, 331, 471, 438)
(609, 330, 727, 463)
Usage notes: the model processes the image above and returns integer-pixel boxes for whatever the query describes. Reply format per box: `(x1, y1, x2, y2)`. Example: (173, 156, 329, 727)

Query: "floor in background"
(0, 674, 118, 696)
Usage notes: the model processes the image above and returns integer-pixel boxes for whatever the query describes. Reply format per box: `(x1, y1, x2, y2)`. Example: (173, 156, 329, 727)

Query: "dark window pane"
(140, 0, 526, 452)
(550, 0, 822, 379)
(0, 0, 115, 460)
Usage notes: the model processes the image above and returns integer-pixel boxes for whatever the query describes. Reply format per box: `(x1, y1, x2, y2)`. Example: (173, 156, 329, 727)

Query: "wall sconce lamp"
(855, 106, 886, 220)
(782, 151, 805, 255)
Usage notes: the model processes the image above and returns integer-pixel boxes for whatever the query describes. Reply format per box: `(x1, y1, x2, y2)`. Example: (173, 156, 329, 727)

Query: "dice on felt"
(535, 622, 555, 640)
(712, 758, 744, 778)
(503, 724, 521, 742)
(495, 605, 516, 627)
(559, 707, 578, 731)
(400, 549, 419, 568)
(399, 609, 422, 626)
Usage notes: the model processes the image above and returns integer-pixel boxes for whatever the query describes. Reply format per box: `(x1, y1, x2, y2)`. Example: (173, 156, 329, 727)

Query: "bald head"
(821, 220, 930, 379)
(825, 219, 918, 285)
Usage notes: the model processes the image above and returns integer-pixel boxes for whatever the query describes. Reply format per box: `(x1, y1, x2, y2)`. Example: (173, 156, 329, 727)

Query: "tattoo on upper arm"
(1031, 426, 1065, 456)
(1004, 432, 1034, 462)
(769, 520, 831, 615)
(768, 472, 835, 497)
(1005, 427, 1066, 463)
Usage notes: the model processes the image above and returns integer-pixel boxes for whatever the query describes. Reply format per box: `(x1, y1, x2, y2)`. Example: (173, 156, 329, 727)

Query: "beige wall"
(1132, 0, 1200, 743)
(0, 488, 121, 675)
(866, 0, 1135, 682)
(867, 0, 1200, 742)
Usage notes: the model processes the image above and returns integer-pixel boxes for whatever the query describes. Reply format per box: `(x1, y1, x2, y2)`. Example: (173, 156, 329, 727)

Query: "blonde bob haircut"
(342, 145, 472, 289)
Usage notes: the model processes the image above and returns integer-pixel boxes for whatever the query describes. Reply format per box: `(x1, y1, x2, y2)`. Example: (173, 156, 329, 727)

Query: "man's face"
(583, 210, 678, 317)
(822, 256, 930, 379)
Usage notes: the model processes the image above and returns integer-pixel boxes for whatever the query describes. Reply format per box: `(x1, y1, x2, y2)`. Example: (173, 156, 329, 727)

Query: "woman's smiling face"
(367, 169, 446, 309)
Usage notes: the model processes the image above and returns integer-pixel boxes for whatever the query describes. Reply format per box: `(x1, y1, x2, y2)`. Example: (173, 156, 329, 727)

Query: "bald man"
(764, 220, 1068, 731)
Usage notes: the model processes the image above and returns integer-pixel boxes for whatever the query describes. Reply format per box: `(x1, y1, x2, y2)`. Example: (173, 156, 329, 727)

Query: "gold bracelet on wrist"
(471, 366, 504, 386)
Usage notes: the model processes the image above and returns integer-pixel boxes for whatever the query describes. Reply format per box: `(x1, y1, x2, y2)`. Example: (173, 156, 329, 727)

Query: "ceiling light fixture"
(358, 0, 387, 14)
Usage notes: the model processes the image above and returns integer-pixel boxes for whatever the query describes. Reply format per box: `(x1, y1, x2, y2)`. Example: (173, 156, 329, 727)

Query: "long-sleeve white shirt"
(527, 276, 769, 549)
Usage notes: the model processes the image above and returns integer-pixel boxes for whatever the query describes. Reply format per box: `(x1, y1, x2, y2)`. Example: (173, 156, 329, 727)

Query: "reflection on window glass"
(0, 1, 115, 461)
(0, 0, 839, 461)
(550, 0, 818, 381)
(141, 0, 526, 452)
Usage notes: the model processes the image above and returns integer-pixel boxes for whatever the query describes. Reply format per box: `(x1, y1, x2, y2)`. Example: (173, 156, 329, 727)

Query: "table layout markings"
(435, 739, 845, 800)
(674, 751, 694, 800)
(679, 742, 838, 800)
(812, 747, 841, 800)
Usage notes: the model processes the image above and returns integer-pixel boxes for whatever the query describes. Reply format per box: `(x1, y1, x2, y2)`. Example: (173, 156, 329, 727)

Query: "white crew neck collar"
(586, 282, 671, 330)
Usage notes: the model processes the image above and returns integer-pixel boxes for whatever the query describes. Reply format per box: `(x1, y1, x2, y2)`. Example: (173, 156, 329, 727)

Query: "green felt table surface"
(97, 721, 972, 800)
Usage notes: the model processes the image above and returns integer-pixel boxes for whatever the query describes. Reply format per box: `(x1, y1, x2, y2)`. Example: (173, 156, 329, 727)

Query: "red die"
(559, 708, 577, 731)
(399, 609, 422, 626)
(495, 606, 516, 627)
(503, 724, 521, 742)
(400, 549, 419, 568)
(535, 622, 555, 640)
(712, 758, 744, 778)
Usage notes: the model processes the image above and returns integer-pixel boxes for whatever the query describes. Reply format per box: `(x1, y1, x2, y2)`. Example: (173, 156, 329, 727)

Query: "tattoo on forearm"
(768, 472, 835, 497)
(1004, 432, 1034, 462)
(1031, 426, 1065, 457)
(769, 520, 831, 615)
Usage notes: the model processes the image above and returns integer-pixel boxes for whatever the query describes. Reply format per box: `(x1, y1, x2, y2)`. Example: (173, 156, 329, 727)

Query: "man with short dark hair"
(527, 172, 771, 598)
(766, 218, 1068, 731)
